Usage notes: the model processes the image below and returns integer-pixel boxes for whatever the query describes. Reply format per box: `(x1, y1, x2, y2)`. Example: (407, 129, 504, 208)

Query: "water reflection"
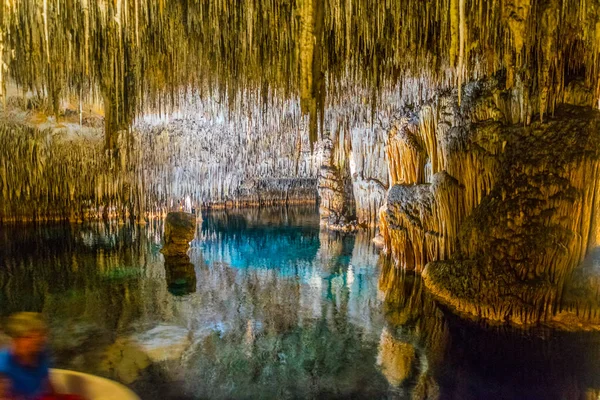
(378, 258, 600, 400)
(164, 254, 196, 296)
(2, 208, 600, 399)
(0, 207, 388, 398)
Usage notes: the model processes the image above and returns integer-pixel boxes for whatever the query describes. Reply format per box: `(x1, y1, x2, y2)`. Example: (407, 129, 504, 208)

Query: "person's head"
(5, 313, 47, 358)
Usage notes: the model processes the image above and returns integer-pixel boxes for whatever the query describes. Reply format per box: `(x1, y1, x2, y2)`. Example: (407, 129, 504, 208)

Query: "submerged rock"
(99, 325, 192, 384)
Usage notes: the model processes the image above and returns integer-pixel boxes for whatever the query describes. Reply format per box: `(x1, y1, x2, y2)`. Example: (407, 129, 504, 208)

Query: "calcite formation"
(161, 212, 196, 257)
(2, 0, 598, 146)
(0, 99, 319, 222)
(380, 80, 504, 272)
(423, 105, 600, 328)
(380, 78, 600, 328)
(162, 212, 197, 294)
(317, 136, 356, 230)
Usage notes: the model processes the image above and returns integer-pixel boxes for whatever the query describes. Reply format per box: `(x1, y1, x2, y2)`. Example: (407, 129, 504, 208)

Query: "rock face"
(161, 212, 196, 257)
(317, 137, 356, 229)
(378, 78, 600, 329)
(423, 106, 600, 328)
(0, 103, 320, 223)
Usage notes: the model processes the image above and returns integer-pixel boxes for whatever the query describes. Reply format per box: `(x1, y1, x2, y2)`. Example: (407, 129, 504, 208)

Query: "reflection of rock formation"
(377, 328, 417, 388)
(161, 212, 197, 296)
(378, 257, 600, 399)
(378, 259, 446, 398)
(161, 212, 196, 256)
(164, 255, 197, 296)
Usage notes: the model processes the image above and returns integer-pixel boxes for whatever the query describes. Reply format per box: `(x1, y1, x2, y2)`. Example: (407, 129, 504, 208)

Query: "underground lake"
(2, 207, 600, 399)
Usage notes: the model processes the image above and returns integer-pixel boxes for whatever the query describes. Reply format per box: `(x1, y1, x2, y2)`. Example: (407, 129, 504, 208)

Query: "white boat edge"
(50, 368, 141, 400)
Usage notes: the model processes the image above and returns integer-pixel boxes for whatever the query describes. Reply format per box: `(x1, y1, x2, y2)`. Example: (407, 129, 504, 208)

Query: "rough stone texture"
(99, 325, 192, 384)
(423, 105, 600, 328)
(234, 178, 317, 208)
(380, 81, 505, 271)
(161, 212, 196, 257)
(317, 136, 356, 229)
(378, 76, 600, 329)
(0, 102, 320, 223)
(381, 172, 462, 272)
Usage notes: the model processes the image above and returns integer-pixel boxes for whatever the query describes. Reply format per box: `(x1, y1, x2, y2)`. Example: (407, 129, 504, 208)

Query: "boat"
(50, 369, 140, 400)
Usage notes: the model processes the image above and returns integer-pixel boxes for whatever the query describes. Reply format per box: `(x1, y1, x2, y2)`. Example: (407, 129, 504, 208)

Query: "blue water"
(2, 206, 600, 399)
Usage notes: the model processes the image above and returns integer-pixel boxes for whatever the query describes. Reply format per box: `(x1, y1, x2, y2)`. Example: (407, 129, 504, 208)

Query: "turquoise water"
(2, 206, 600, 399)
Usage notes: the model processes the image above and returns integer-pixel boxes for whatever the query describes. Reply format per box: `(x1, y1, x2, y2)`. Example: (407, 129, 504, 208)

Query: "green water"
(2, 206, 600, 399)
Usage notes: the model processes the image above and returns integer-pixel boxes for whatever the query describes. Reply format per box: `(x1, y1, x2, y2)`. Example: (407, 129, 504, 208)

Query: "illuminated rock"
(422, 106, 600, 328)
(377, 328, 416, 387)
(161, 212, 196, 257)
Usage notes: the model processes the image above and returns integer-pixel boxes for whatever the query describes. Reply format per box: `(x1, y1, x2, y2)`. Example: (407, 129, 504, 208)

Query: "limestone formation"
(0, 100, 320, 222)
(423, 105, 600, 328)
(161, 212, 196, 257)
(379, 78, 600, 328)
(2, 0, 600, 331)
(317, 136, 356, 230)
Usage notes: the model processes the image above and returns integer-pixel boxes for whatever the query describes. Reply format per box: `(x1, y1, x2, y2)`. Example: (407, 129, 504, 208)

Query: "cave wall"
(376, 77, 600, 328)
(0, 99, 319, 223)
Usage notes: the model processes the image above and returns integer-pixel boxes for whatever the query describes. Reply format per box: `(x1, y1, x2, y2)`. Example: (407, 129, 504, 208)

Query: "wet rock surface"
(423, 106, 600, 328)
(379, 82, 600, 328)
(161, 212, 196, 257)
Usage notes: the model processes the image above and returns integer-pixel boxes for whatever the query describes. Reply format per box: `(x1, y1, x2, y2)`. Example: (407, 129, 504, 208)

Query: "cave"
(1, 0, 600, 398)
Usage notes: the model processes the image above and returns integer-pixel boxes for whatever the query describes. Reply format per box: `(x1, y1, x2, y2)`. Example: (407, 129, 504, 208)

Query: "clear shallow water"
(1, 206, 600, 399)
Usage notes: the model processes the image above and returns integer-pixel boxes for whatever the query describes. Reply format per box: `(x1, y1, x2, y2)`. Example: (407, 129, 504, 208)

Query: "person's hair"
(4, 312, 47, 338)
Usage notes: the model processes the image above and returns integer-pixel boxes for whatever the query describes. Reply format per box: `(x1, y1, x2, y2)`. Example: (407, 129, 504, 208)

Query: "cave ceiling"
(1, 0, 599, 146)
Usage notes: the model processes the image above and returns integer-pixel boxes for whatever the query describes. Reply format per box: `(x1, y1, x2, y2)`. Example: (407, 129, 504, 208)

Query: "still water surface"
(2, 206, 600, 399)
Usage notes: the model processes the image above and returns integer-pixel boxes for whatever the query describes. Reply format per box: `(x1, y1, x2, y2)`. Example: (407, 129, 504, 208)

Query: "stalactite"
(0, 96, 320, 223)
(1, 0, 598, 146)
(382, 172, 462, 272)
(386, 119, 425, 185)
